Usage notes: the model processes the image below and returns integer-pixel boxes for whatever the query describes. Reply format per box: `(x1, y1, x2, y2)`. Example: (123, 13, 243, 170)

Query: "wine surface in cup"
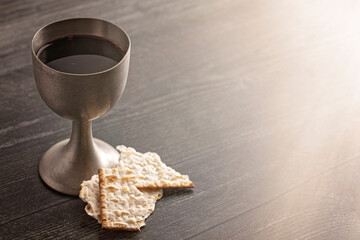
(37, 35, 124, 74)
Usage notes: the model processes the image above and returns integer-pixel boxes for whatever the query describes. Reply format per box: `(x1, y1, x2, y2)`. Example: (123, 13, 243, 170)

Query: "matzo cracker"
(116, 145, 194, 188)
(79, 174, 162, 225)
(99, 168, 162, 231)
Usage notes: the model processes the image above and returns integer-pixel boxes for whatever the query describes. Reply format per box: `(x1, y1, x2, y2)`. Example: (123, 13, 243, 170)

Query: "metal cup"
(31, 18, 131, 195)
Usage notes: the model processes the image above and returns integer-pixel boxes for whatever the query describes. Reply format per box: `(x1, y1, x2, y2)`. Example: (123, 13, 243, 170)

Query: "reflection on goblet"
(31, 18, 131, 195)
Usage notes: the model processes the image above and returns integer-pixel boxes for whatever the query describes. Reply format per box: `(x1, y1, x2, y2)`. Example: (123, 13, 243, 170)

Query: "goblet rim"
(31, 17, 131, 77)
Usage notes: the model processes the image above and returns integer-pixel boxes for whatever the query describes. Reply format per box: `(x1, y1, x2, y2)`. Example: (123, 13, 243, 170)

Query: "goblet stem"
(38, 119, 119, 195)
(68, 120, 94, 152)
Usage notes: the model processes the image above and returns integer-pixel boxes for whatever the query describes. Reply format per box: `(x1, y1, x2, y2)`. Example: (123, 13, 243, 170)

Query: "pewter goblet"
(31, 18, 130, 195)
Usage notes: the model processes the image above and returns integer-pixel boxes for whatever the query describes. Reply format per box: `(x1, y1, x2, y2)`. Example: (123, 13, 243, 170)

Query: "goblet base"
(38, 138, 119, 195)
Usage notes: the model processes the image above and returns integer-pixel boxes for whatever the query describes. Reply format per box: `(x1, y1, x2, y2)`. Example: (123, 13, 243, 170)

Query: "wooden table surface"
(2, 0, 360, 239)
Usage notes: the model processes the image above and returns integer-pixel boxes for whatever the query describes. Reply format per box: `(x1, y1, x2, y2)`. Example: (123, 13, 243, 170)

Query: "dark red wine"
(37, 35, 124, 74)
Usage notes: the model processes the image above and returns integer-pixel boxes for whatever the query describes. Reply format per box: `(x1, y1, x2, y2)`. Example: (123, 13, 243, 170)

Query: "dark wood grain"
(2, 0, 360, 239)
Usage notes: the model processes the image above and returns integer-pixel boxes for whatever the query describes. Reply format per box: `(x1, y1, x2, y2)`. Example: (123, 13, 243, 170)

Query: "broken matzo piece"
(79, 174, 162, 224)
(79, 174, 101, 223)
(116, 145, 194, 188)
(98, 168, 162, 231)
